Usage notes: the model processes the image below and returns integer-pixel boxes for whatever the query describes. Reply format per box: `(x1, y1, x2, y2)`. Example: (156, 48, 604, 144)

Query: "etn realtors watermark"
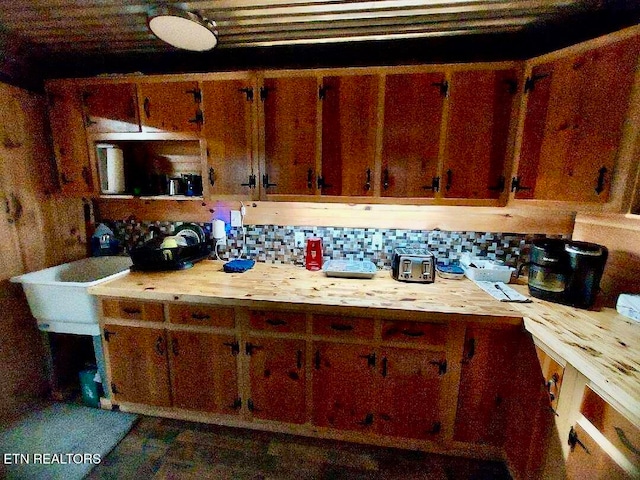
(3, 453, 101, 465)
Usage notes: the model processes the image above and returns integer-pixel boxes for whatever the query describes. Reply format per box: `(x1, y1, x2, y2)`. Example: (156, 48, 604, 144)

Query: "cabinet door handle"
(191, 312, 211, 320)
(172, 337, 179, 356)
(315, 350, 321, 370)
(330, 323, 353, 332)
(155, 335, 165, 356)
(357, 413, 374, 426)
(209, 167, 215, 187)
(122, 307, 141, 315)
(401, 329, 424, 337)
(143, 97, 151, 118)
(445, 169, 452, 191)
(364, 168, 371, 191)
(615, 427, 640, 456)
(266, 318, 287, 326)
(463, 337, 476, 363)
(382, 168, 390, 190)
(297, 350, 302, 369)
(595, 166, 607, 195)
(381, 357, 388, 377)
(307, 169, 313, 189)
(546, 373, 560, 402)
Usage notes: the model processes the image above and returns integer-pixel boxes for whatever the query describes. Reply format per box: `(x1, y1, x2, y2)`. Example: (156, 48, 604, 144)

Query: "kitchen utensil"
(391, 248, 435, 283)
(168, 177, 182, 196)
(305, 237, 323, 271)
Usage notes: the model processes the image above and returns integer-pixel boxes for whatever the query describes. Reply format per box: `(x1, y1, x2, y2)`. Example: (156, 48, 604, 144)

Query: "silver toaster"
(391, 248, 435, 283)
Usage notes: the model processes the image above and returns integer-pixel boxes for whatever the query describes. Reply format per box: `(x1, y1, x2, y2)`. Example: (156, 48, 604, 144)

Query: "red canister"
(305, 237, 323, 271)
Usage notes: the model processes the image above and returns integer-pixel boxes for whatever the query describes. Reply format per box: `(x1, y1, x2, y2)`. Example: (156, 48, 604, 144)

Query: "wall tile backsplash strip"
(108, 220, 565, 269)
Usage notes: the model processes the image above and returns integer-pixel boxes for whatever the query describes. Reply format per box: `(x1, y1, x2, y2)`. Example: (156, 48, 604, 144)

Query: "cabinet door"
(104, 324, 171, 407)
(377, 348, 445, 440)
(138, 81, 202, 133)
(535, 345, 565, 415)
(454, 326, 518, 446)
(381, 72, 445, 197)
(202, 79, 256, 197)
(47, 83, 94, 196)
(321, 75, 378, 197)
(168, 331, 239, 414)
(247, 337, 306, 424)
(312, 342, 377, 432)
(263, 76, 317, 195)
(517, 36, 640, 202)
(80, 83, 140, 133)
(566, 423, 632, 479)
(443, 69, 516, 199)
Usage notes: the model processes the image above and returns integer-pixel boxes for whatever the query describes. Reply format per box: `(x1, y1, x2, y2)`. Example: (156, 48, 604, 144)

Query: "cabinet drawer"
(168, 304, 235, 328)
(312, 315, 373, 339)
(581, 386, 640, 468)
(102, 299, 164, 322)
(381, 320, 446, 345)
(249, 311, 306, 333)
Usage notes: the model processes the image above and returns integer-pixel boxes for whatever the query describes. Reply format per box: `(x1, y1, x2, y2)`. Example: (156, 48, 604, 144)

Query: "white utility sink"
(11, 256, 132, 336)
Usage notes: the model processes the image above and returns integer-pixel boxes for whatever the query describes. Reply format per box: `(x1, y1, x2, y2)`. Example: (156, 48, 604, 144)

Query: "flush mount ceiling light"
(148, 5, 218, 51)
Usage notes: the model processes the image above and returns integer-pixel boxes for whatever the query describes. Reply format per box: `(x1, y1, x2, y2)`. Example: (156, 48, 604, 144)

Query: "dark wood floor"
(86, 416, 511, 479)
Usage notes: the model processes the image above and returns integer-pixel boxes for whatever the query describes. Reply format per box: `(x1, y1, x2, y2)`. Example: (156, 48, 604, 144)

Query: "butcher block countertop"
(89, 260, 640, 423)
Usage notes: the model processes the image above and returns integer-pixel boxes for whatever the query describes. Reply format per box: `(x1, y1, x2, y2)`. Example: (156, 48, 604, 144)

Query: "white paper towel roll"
(104, 147, 125, 194)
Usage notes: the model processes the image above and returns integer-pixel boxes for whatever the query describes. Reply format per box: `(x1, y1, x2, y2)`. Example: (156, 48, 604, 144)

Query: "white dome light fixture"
(148, 5, 218, 51)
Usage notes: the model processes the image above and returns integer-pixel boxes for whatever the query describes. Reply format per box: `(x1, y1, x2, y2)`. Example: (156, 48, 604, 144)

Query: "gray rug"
(0, 402, 137, 480)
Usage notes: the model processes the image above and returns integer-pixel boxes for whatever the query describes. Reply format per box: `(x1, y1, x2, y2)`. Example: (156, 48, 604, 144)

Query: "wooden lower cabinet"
(247, 337, 306, 424)
(454, 327, 518, 446)
(312, 342, 377, 431)
(566, 423, 632, 479)
(104, 324, 171, 407)
(377, 347, 445, 440)
(168, 331, 239, 413)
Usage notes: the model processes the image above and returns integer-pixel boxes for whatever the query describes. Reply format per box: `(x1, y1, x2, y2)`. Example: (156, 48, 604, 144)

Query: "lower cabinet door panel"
(169, 331, 239, 414)
(248, 338, 306, 424)
(377, 348, 445, 440)
(454, 327, 518, 446)
(105, 324, 171, 407)
(566, 423, 632, 480)
(312, 342, 377, 432)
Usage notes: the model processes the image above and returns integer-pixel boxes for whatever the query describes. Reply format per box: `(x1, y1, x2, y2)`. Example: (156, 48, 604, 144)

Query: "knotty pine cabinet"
(47, 82, 94, 196)
(79, 83, 140, 133)
(138, 81, 203, 133)
(381, 72, 445, 198)
(514, 35, 640, 203)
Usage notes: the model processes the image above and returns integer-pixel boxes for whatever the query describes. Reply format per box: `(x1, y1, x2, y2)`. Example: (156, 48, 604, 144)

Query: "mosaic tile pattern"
(104, 220, 567, 269)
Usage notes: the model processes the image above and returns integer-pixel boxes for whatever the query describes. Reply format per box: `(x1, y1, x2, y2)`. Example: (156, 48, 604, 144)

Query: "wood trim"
(95, 198, 575, 234)
(372, 74, 385, 198)
(526, 24, 640, 67)
(574, 213, 640, 232)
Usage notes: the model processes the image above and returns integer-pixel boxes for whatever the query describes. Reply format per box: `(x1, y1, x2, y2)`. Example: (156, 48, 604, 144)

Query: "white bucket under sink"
(11, 256, 132, 335)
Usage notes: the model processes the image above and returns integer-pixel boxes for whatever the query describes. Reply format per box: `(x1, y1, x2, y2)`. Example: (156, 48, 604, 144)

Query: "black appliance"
(391, 248, 435, 283)
(527, 239, 607, 309)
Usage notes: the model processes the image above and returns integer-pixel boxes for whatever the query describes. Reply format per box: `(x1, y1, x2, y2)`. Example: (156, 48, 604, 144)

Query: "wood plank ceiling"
(0, 0, 618, 56)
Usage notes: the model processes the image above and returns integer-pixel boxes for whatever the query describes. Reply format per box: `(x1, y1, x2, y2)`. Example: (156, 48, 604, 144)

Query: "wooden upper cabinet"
(138, 81, 203, 133)
(381, 72, 446, 197)
(377, 348, 445, 440)
(46, 83, 94, 196)
(262, 76, 317, 195)
(443, 69, 516, 199)
(321, 75, 378, 197)
(168, 331, 239, 414)
(247, 337, 307, 424)
(202, 79, 256, 197)
(516, 36, 640, 202)
(103, 324, 171, 407)
(80, 83, 140, 133)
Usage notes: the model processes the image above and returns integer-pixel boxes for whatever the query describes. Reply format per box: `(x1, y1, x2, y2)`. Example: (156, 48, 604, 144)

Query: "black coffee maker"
(527, 239, 608, 309)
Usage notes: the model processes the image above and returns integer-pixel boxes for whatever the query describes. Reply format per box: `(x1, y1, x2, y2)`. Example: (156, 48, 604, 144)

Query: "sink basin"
(11, 256, 132, 335)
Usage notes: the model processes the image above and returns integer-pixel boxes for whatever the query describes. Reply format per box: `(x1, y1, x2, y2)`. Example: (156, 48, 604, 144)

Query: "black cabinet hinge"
(319, 85, 330, 100)
(524, 73, 550, 93)
(111, 383, 119, 394)
(489, 176, 506, 192)
(186, 88, 202, 103)
(229, 398, 242, 410)
(511, 176, 532, 193)
(317, 176, 332, 190)
(431, 80, 449, 97)
(223, 341, 240, 356)
(262, 174, 277, 189)
(189, 109, 204, 126)
(429, 359, 447, 375)
(247, 399, 260, 412)
(504, 79, 518, 94)
(260, 87, 270, 101)
(241, 174, 257, 189)
(245, 342, 262, 356)
(239, 87, 253, 101)
(422, 177, 440, 192)
(359, 352, 376, 368)
(358, 413, 374, 426)
(595, 167, 607, 194)
(315, 350, 321, 370)
(103, 329, 115, 342)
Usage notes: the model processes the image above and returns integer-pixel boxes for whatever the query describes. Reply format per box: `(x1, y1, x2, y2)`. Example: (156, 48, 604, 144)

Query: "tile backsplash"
(105, 219, 566, 269)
